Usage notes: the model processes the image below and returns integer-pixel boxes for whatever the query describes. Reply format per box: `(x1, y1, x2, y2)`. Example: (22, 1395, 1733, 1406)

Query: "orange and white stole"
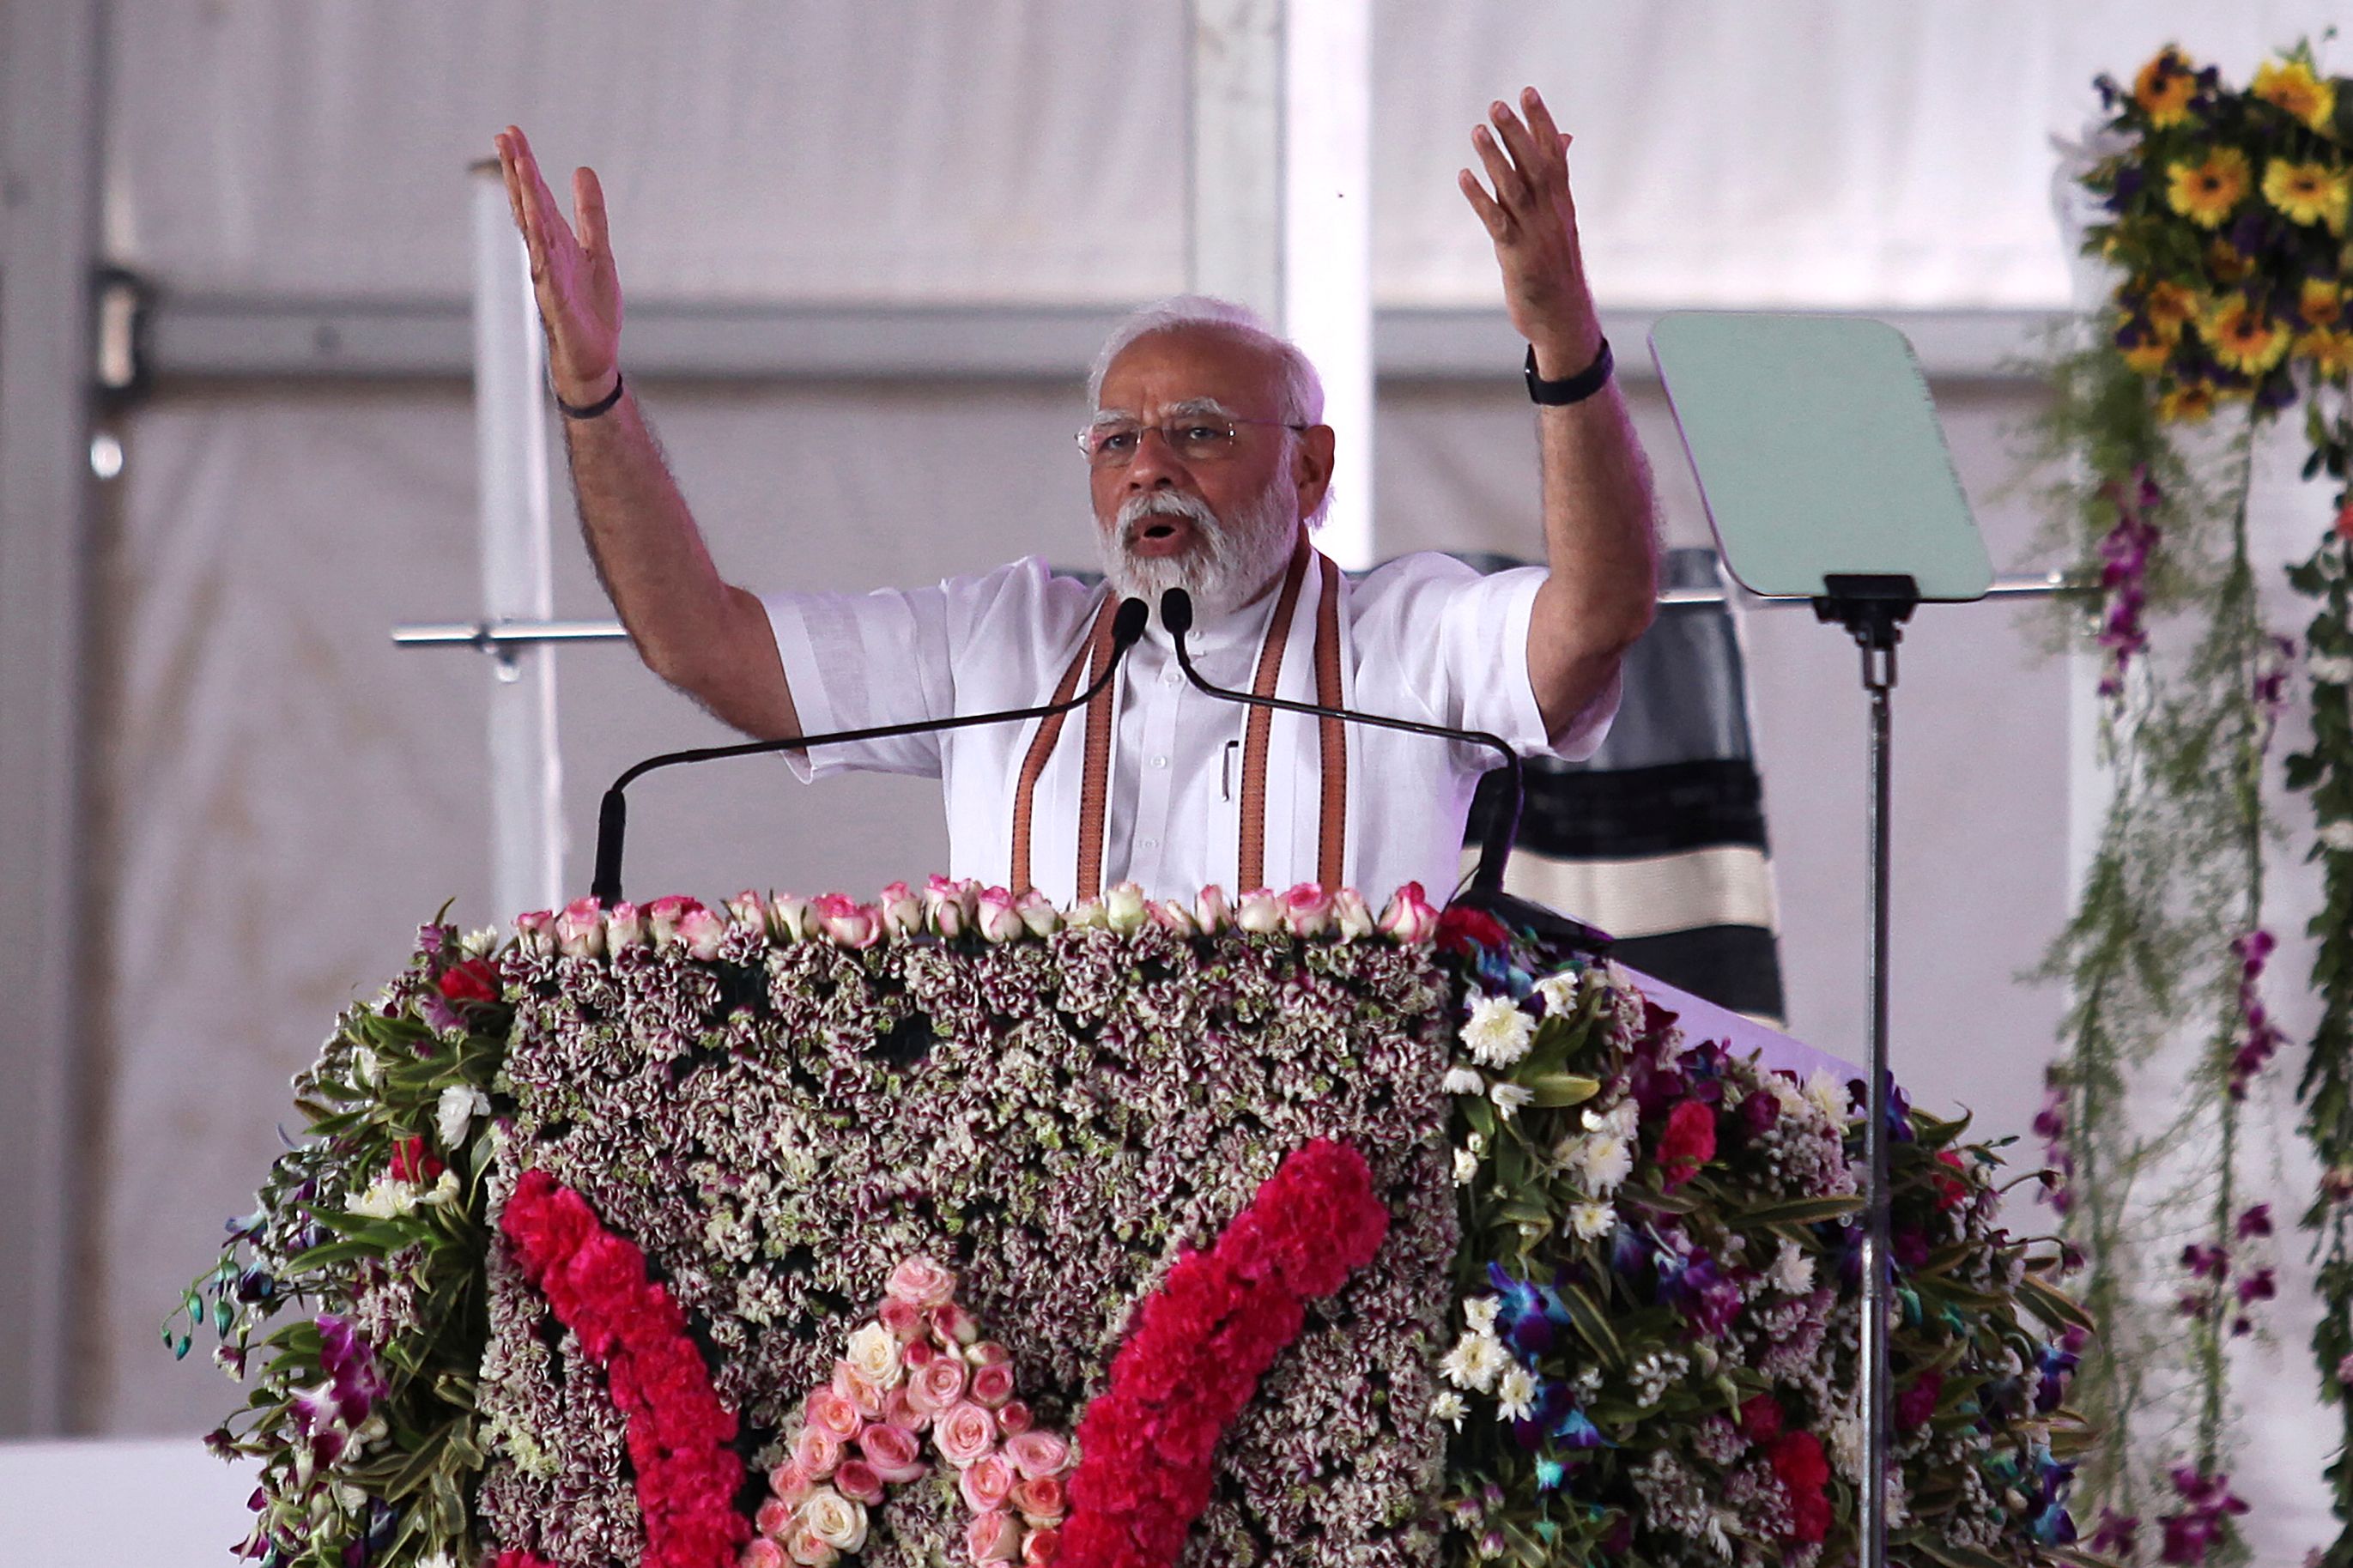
(1008, 540, 1352, 901)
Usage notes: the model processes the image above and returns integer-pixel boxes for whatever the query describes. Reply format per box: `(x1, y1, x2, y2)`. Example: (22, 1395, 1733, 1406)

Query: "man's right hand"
(494, 125, 623, 407)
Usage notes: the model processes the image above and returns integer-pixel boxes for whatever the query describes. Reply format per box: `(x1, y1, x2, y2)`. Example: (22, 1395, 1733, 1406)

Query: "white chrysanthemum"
(1430, 1390, 1468, 1430)
(1583, 1099, 1639, 1141)
(347, 1175, 421, 1220)
(1495, 1365, 1537, 1422)
(1442, 1064, 1487, 1096)
(1461, 993, 1536, 1068)
(1489, 1081, 1534, 1118)
(460, 926, 501, 958)
(1566, 1200, 1617, 1240)
(1804, 1069, 1850, 1126)
(1452, 1146, 1480, 1185)
(1464, 1295, 1501, 1335)
(1439, 1330, 1509, 1393)
(1570, 1133, 1634, 1196)
(1768, 1239, 1816, 1295)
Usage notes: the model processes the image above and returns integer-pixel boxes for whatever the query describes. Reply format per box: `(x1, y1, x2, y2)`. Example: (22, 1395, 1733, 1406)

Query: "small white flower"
(349, 1046, 379, 1088)
(1768, 1239, 1816, 1295)
(2308, 651, 2353, 686)
(1568, 1133, 1634, 1196)
(1439, 1330, 1509, 1393)
(2322, 820, 2353, 852)
(420, 1170, 460, 1207)
(459, 926, 501, 958)
(1489, 1081, 1534, 1119)
(1442, 1064, 1487, 1096)
(436, 1083, 489, 1150)
(347, 1176, 421, 1220)
(1533, 971, 1581, 1017)
(1430, 1390, 1468, 1430)
(1566, 1201, 1616, 1239)
(1495, 1365, 1537, 1423)
(1804, 1069, 1850, 1126)
(1452, 1147, 1481, 1186)
(1464, 1296, 1501, 1335)
(1582, 1099, 1638, 1141)
(1460, 992, 1537, 1068)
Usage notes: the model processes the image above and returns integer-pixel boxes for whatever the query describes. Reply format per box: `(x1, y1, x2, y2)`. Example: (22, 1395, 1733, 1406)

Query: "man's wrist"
(555, 369, 626, 421)
(1527, 324, 1605, 381)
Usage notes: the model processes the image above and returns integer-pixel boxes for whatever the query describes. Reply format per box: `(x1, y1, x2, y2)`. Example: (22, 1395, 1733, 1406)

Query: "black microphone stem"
(589, 598, 1149, 906)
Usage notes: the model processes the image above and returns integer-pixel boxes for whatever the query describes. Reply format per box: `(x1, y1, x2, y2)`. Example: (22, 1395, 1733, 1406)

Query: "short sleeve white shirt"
(762, 551, 1616, 908)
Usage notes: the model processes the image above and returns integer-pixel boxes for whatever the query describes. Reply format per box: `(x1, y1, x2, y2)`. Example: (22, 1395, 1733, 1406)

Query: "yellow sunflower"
(2168, 148, 2252, 228)
(2301, 328, 2353, 378)
(2146, 279, 2200, 340)
(2134, 46, 2201, 128)
(2253, 58, 2338, 131)
(2206, 295, 2292, 374)
(2158, 381, 2217, 422)
(2206, 236, 2253, 287)
(2304, 279, 2347, 330)
(2263, 160, 2351, 233)
(2121, 337, 2172, 374)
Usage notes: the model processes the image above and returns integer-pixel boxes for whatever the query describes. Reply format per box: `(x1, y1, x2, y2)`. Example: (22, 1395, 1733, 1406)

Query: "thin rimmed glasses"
(1076, 417, 1309, 469)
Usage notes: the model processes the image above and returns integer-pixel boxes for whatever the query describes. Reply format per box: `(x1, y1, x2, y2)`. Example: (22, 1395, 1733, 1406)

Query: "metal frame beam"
(0, 0, 103, 1437)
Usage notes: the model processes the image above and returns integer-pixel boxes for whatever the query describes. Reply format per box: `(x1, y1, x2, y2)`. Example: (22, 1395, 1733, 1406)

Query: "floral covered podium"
(180, 881, 2092, 1568)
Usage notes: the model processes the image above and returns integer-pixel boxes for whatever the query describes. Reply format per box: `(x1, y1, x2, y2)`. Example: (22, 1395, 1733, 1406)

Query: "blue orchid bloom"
(2032, 1501, 2078, 1546)
(1554, 1404, 1605, 1449)
(1534, 1456, 1567, 1491)
(1487, 1262, 1573, 1358)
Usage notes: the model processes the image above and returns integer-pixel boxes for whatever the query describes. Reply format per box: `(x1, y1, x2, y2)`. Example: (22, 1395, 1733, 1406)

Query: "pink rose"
(903, 1338, 937, 1368)
(832, 1364, 888, 1419)
(813, 893, 880, 949)
(726, 889, 767, 931)
(887, 1256, 958, 1309)
(968, 1340, 1011, 1367)
(1234, 887, 1284, 933)
(996, 1399, 1034, 1436)
(555, 896, 606, 958)
(831, 1458, 883, 1504)
(678, 905, 729, 960)
(1377, 881, 1440, 944)
(603, 900, 646, 949)
(931, 1300, 979, 1346)
(1003, 1429, 1070, 1480)
(959, 1450, 1016, 1513)
(740, 1538, 785, 1568)
(1021, 1525, 1061, 1565)
(975, 886, 1027, 943)
(646, 893, 702, 947)
(513, 908, 555, 956)
(1331, 887, 1374, 940)
(882, 1384, 925, 1432)
(966, 1510, 1023, 1565)
(1015, 887, 1061, 937)
(765, 890, 811, 942)
(767, 1461, 815, 1508)
(783, 1527, 838, 1568)
(857, 1421, 927, 1484)
(1009, 1473, 1067, 1524)
(933, 1400, 998, 1468)
(803, 1385, 863, 1442)
(877, 1295, 925, 1341)
(877, 881, 923, 938)
(1149, 899, 1198, 936)
(755, 1498, 794, 1538)
(1103, 881, 1149, 932)
(792, 1424, 844, 1479)
(1283, 882, 1335, 937)
(924, 875, 976, 939)
(969, 1361, 1016, 1408)
(907, 1353, 968, 1414)
(1194, 884, 1230, 933)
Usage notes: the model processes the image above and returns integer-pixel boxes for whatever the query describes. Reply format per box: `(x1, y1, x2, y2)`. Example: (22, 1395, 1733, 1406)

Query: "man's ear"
(1294, 424, 1337, 522)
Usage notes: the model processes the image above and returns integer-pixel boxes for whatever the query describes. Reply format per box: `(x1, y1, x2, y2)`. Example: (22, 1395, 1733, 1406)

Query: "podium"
(177, 881, 2088, 1568)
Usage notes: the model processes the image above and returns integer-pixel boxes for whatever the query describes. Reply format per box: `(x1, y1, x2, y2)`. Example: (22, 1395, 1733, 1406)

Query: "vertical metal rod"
(1859, 639, 1896, 1568)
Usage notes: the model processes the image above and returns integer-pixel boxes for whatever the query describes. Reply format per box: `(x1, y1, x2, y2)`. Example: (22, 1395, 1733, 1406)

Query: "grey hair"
(1086, 294, 1325, 426)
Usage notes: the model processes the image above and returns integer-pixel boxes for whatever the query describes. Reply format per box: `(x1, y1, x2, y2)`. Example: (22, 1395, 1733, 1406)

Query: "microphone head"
(1159, 587, 1194, 638)
(1112, 596, 1149, 649)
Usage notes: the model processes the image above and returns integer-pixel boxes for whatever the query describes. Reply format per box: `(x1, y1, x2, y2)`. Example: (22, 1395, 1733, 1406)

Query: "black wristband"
(555, 372, 626, 421)
(1524, 339, 1613, 406)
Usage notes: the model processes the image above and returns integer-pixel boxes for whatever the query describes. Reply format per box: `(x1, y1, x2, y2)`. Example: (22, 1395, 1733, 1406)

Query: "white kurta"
(761, 551, 1616, 907)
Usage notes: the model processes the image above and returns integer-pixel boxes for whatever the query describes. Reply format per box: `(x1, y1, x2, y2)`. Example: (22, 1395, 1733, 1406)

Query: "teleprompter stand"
(1650, 313, 1991, 1568)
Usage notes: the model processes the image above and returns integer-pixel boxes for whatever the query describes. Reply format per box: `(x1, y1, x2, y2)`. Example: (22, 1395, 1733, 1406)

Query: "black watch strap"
(1524, 339, 1613, 406)
(555, 372, 626, 421)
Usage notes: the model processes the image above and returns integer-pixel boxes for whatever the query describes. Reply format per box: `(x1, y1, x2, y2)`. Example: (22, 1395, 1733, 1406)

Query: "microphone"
(588, 596, 1150, 905)
(1157, 587, 1609, 951)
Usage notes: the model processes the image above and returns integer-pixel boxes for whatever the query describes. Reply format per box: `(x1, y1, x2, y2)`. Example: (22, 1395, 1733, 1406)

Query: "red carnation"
(387, 1135, 444, 1185)
(1434, 905, 1510, 954)
(1932, 1148, 1970, 1210)
(1738, 1393, 1784, 1444)
(1657, 1100, 1719, 1190)
(1770, 1431, 1833, 1543)
(1897, 1369, 1945, 1430)
(435, 956, 500, 1004)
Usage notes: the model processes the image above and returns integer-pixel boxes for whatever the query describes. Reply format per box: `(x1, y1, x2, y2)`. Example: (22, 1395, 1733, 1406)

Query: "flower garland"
(1058, 1137, 1391, 1568)
(500, 1169, 749, 1568)
(747, 1256, 1076, 1567)
(2031, 39, 2353, 1563)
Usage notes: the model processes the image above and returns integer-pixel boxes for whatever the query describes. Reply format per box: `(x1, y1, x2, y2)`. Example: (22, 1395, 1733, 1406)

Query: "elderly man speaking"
(493, 88, 1659, 909)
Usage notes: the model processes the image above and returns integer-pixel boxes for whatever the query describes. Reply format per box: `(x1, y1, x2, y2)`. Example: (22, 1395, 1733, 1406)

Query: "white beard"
(1096, 481, 1297, 621)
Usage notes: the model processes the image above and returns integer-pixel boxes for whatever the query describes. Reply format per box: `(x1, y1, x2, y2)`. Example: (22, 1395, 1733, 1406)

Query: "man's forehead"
(1095, 327, 1283, 413)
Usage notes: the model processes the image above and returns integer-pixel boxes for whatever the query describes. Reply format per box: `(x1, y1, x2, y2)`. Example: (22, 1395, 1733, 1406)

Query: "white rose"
(799, 1488, 870, 1553)
(1460, 993, 1535, 1069)
(1103, 881, 1149, 933)
(844, 1322, 905, 1389)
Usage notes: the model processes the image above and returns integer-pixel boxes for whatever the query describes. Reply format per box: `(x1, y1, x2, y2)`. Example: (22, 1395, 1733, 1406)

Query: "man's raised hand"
(494, 125, 623, 408)
(1458, 87, 1601, 378)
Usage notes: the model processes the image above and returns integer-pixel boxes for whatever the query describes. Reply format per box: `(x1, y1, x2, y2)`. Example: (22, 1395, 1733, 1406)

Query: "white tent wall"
(27, 0, 2347, 1553)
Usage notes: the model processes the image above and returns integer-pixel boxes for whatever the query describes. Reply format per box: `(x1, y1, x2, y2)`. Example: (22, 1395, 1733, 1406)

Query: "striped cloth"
(1458, 548, 1786, 1024)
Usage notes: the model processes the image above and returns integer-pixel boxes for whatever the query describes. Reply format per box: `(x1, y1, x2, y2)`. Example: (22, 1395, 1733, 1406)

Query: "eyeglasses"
(1076, 416, 1309, 469)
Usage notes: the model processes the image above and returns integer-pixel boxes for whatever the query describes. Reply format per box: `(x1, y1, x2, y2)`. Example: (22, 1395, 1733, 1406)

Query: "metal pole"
(1859, 637, 1896, 1568)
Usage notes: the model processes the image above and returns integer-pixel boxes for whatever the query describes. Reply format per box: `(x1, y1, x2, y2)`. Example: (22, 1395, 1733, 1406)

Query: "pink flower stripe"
(1056, 1139, 1391, 1568)
(500, 1168, 749, 1568)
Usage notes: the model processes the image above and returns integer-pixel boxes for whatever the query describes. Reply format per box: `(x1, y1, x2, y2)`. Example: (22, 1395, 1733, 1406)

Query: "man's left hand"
(1459, 87, 1602, 378)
